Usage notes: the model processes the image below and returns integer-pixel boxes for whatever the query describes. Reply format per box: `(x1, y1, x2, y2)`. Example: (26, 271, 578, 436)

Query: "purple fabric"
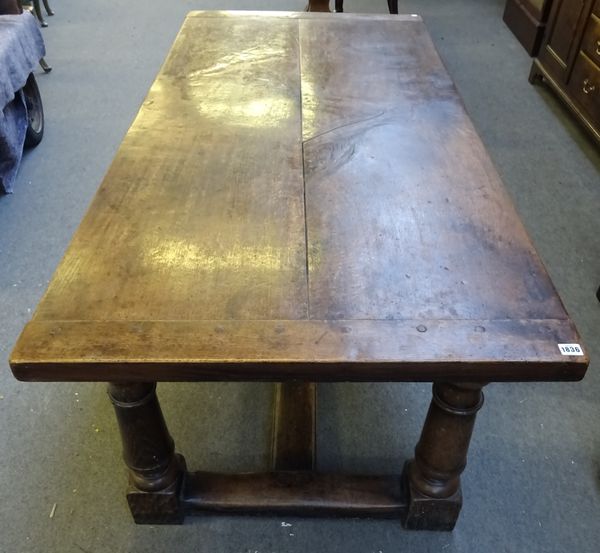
(0, 12, 46, 193)
(0, 90, 27, 193)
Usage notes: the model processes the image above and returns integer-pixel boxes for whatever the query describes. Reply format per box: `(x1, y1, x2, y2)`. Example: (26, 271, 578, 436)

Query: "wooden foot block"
(401, 461, 462, 531)
(127, 454, 186, 524)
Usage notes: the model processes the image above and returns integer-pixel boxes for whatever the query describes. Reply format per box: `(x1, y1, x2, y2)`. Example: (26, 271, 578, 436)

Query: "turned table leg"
(108, 382, 186, 524)
(403, 382, 485, 531)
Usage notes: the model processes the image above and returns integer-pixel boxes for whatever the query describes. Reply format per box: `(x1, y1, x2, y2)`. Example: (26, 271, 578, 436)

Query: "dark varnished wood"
(580, 11, 600, 67)
(106, 378, 481, 527)
(503, 0, 554, 56)
(532, 0, 600, 144)
(568, 51, 600, 122)
(301, 17, 567, 324)
(0, 0, 20, 14)
(31, 15, 308, 323)
(107, 379, 480, 528)
(10, 12, 587, 382)
(537, 0, 589, 80)
(530, 58, 600, 143)
(404, 383, 484, 530)
(11, 318, 586, 382)
(307, 0, 331, 12)
(9, 11, 590, 531)
(182, 471, 406, 516)
(334, 0, 399, 14)
(108, 383, 185, 523)
(271, 382, 316, 470)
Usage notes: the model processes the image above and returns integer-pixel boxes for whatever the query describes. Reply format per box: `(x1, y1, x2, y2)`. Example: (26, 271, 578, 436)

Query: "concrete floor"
(1, 0, 599, 552)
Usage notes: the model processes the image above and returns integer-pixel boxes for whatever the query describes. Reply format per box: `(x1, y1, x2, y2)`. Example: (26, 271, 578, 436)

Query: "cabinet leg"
(529, 62, 544, 85)
(108, 383, 186, 524)
(402, 382, 484, 531)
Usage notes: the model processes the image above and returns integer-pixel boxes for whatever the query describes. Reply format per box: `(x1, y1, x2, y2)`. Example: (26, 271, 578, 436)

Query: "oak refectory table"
(10, 11, 589, 531)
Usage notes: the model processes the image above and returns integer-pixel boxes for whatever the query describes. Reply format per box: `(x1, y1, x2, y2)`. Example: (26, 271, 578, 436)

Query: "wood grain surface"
(10, 11, 588, 382)
(301, 17, 567, 322)
(271, 382, 316, 470)
(182, 471, 406, 516)
(12, 319, 586, 381)
(34, 15, 308, 322)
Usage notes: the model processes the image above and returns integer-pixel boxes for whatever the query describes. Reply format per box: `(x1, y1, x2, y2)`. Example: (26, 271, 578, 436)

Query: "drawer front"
(581, 13, 600, 66)
(545, 0, 587, 67)
(538, 0, 588, 84)
(568, 52, 600, 122)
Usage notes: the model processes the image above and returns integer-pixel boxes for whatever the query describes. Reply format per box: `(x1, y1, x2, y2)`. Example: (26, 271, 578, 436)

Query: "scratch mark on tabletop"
(303, 110, 386, 145)
(314, 331, 328, 345)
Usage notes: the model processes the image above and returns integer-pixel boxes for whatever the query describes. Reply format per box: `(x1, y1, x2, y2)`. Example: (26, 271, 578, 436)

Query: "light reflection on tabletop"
(144, 240, 288, 272)
(192, 96, 295, 128)
(188, 45, 287, 77)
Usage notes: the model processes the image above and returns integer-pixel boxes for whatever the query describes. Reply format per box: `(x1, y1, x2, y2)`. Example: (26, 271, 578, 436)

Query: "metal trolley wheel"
(22, 73, 44, 148)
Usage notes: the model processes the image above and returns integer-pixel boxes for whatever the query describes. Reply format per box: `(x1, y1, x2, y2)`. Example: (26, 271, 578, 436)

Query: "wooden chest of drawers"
(531, 0, 600, 144)
(503, 0, 554, 56)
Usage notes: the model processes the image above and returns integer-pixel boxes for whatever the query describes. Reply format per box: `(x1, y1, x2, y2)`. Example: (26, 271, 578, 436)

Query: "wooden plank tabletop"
(10, 11, 588, 382)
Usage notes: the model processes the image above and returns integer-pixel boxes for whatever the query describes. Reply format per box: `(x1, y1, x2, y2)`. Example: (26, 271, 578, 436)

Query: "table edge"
(185, 11, 423, 22)
(10, 319, 588, 382)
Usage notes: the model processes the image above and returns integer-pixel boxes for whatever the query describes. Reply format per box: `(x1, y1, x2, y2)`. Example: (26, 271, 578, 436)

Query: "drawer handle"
(583, 78, 596, 94)
(596, 39, 600, 55)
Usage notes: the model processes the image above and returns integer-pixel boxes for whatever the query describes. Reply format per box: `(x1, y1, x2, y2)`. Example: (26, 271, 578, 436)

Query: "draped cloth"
(0, 12, 45, 193)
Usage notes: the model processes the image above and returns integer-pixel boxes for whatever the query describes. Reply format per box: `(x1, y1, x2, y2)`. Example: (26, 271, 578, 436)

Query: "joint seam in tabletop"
(27, 317, 572, 322)
(299, 19, 311, 320)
